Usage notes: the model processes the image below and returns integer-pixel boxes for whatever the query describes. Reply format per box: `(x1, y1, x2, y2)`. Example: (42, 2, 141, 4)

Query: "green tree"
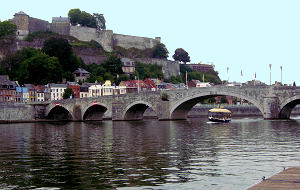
(0, 21, 17, 38)
(172, 48, 190, 63)
(42, 37, 80, 72)
(63, 87, 75, 99)
(68, 9, 82, 25)
(102, 54, 123, 76)
(68, 9, 97, 28)
(103, 72, 114, 82)
(152, 43, 169, 58)
(15, 53, 62, 85)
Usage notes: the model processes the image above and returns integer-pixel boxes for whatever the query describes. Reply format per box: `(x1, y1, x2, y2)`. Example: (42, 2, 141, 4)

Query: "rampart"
(11, 12, 161, 52)
(113, 34, 160, 50)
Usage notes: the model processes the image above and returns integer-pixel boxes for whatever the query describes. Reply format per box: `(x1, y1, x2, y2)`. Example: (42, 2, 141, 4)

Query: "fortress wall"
(73, 46, 106, 65)
(28, 17, 50, 33)
(113, 34, 160, 50)
(0, 104, 35, 121)
(51, 22, 70, 35)
(70, 26, 97, 42)
(69, 26, 113, 52)
(135, 58, 180, 79)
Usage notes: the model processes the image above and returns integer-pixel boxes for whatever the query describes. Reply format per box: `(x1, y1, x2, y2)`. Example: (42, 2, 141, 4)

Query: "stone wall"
(113, 34, 160, 50)
(69, 26, 113, 52)
(28, 17, 50, 34)
(0, 103, 35, 121)
(136, 58, 180, 79)
(73, 46, 106, 65)
(51, 22, 70, 35)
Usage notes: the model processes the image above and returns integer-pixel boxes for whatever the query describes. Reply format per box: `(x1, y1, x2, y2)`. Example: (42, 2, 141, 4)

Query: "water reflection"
(0, 118, 299, 189)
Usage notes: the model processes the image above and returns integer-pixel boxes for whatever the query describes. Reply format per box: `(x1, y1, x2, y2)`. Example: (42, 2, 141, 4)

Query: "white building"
(88, 83, 102, 97)
(50, 84, 67, 100)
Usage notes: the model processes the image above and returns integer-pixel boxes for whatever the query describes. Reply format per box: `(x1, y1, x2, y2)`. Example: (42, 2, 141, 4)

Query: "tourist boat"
(208, 108, 232, 122)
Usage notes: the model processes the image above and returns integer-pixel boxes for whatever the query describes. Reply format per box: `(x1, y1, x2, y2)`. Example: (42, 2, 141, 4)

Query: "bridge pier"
(263, 95, 280, 119)
(157, 101, 171, 120)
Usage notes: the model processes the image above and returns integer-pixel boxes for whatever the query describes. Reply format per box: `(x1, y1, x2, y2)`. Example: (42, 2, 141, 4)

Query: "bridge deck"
(247, 167, 300, 190)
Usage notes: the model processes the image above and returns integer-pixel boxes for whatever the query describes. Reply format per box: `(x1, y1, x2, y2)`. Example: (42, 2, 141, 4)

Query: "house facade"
(50, 83, 67, 100)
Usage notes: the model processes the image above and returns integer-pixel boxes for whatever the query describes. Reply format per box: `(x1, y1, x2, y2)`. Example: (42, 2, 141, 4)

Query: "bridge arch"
(279, 95, 300, 119)
(122, 101, 156, 121)
(82, 103, 109, 121)
(169, 90, 264, 120)
(46, 105, 73, 120)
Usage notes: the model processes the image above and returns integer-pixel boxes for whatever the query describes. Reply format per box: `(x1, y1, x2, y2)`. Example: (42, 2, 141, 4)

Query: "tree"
(16, 53, 62, 85)
(152, 43, 169, 58)
(63, 87, 75, 99)
(102, 54, 123, 76)
(42, 37, 80, 72)
(172, 48, 190, 63)
(68, 9, 82, 25)
(0, 21, 17, 38)
(68, 9, 98, 28)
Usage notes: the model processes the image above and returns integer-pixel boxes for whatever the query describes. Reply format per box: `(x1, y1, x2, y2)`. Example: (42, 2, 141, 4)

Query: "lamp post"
(227, 67, 229, 83)
(280, 66, 282, 84)
(269, 64, 272, 85)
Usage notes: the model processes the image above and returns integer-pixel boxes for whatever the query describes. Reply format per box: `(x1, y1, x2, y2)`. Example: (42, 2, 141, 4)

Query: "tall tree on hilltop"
(152, 43, 169, 59)
(68, 9, 81, 25)
(173, 48, 190, 64)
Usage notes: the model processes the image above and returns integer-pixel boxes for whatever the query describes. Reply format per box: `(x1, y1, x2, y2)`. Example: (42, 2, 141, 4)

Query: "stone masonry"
(0, 86, 299, 122)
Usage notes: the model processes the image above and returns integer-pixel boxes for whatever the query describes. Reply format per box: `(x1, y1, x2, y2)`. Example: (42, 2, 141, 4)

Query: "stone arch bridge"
(43, 86, 300, 121)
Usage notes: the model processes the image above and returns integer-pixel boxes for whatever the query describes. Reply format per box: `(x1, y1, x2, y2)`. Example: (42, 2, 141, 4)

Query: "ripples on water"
(0, 117, 299, 189)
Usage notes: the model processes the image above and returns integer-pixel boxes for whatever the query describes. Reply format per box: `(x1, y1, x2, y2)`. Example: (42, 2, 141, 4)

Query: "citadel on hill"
(12, 11, 161, 52)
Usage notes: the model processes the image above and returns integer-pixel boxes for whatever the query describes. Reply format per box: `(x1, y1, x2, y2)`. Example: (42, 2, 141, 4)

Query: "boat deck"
(247, 167, 300, 190)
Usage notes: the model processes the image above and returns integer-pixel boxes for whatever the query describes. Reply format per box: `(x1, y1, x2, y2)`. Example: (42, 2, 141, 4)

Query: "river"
(0, 116, 299, 190)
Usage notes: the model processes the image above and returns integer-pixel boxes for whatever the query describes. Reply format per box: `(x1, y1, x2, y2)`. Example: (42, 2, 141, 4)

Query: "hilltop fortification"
(12, 11, 161, 52)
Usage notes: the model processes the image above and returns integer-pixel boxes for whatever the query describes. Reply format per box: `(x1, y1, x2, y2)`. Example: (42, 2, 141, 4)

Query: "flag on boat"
(241, 70, 243, 77)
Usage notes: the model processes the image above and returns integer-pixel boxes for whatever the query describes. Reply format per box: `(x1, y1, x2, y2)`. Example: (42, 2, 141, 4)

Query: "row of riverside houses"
(0, 75, 187, 103)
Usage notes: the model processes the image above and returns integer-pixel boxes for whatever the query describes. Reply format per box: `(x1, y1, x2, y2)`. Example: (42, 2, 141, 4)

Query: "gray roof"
(49, 83, 67, 88)
(52, 17, 69, 23)
(0, 75, 16, 86)
(121, 57, 134, 62)
(73, 68, 90, 74)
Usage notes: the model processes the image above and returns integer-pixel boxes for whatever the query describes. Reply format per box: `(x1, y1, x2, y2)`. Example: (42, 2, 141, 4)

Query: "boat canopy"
(208, 108, 231, 113)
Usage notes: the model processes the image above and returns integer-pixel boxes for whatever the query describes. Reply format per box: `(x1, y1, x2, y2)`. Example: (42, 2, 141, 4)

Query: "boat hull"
(208, 118, 231, 123)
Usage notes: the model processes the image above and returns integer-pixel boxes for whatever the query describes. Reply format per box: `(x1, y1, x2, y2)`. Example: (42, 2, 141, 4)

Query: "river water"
(0, 116, 299, 190)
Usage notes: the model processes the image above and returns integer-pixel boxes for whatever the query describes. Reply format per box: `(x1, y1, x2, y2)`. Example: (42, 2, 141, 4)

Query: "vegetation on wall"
(114, 46, 153, 58)
(134, 61, 163, 80)
(152, 43, 169, 59)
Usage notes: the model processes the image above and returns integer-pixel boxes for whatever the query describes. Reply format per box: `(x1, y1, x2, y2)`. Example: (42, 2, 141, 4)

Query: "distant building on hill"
(121, 58, 135, 74)
(73, 68, 90, 83)
(185, 63, 215, 72)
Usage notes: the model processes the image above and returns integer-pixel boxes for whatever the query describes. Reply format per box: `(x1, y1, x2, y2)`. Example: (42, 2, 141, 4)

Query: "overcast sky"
(1, 0, 299, 85)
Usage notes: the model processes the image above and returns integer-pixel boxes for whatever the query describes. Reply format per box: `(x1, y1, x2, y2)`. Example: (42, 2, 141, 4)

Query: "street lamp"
(280, 66, 283, 84)
(269, 64, 272, 85)
(227, 67, 229, 82)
